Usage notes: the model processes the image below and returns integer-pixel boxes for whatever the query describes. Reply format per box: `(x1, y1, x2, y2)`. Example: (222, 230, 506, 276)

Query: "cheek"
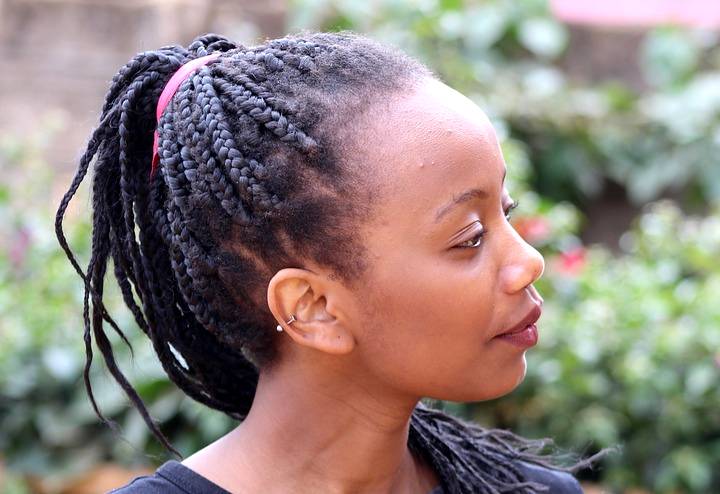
(355, 251, 499, 394)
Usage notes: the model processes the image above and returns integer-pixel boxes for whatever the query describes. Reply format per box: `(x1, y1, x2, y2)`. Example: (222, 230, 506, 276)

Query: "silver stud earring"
(276, 314, 296, 332)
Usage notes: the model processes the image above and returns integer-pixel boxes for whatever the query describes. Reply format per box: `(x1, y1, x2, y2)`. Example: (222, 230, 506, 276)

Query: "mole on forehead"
(433, 167, 507, 224)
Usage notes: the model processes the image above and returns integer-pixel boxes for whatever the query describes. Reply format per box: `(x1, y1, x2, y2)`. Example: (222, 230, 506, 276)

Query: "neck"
(183, 356, 440, 494)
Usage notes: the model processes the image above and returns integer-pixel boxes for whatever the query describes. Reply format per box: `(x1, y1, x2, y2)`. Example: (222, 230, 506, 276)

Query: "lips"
(497, 303, 542, 337)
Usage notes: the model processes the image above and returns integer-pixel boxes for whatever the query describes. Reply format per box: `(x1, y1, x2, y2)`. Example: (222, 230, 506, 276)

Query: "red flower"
(512, 216, 551, 244)
(558, 246, 586, 275)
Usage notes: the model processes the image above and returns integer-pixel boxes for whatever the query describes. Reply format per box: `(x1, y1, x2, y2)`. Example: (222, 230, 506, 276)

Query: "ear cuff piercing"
(276, 314, 296, 332)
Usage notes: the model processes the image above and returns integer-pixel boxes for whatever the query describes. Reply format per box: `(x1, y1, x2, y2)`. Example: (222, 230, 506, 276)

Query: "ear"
(267, 268, 356, 355)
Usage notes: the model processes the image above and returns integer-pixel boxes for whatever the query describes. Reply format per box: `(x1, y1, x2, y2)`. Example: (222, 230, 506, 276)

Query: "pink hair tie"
(150, 52, 221, 179)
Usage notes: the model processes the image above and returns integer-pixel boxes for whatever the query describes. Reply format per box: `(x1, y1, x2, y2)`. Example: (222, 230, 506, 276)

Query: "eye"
(455, 225, 486, 249)
(505, 199, 519, 221)
(453, 200, 520, 250)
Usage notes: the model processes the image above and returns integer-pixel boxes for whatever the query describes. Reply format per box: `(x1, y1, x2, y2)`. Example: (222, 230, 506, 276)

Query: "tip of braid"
(409, 402, 610, 493)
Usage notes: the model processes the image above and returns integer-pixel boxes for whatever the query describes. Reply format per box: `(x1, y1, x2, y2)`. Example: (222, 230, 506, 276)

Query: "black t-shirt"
(108, 459, 583, 493)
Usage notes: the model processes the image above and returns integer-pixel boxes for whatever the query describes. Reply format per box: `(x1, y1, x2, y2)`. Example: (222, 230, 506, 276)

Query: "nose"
(499, 227, 545, 294)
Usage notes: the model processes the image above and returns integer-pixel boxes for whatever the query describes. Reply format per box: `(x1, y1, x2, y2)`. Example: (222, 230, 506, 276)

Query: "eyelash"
(454, 200, 519, 249)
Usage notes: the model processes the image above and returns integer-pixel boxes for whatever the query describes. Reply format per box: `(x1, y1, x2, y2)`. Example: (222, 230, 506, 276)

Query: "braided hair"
(55, 31, 605, 493)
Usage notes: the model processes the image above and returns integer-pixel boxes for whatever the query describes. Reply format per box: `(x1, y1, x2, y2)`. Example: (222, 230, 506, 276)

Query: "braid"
(56, 30, 604, 491)
(409, 402, 611, 493)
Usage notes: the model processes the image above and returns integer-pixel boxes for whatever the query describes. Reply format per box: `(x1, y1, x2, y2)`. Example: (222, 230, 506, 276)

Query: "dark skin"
(181, 76, 545, 493)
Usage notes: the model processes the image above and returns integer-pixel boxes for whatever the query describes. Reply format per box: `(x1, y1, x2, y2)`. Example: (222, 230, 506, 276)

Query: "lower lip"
(494, 323, 538, 348)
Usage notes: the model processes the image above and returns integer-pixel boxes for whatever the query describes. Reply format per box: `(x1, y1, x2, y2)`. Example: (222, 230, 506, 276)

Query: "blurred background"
(1, 0, 719, 492)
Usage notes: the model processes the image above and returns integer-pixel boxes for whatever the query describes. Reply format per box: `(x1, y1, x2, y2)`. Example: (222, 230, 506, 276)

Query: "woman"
(55, 31, 604, 493)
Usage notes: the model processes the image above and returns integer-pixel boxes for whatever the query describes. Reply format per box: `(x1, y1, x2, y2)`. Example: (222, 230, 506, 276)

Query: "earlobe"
(276, 312, 356, 356)
(319, 325, 356, 355)
(289, 320, 356, 355)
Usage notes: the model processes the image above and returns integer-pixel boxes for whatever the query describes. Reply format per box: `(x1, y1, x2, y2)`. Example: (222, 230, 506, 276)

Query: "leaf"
(517, 17, 568, 59)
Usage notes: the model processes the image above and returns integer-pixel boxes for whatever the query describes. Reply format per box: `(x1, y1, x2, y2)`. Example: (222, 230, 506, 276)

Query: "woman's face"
(348, 76, 545, 403)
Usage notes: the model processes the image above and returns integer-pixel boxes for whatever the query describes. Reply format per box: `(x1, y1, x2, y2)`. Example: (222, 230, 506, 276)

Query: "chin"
(437, 354, 529, 402)
(481, 368, 527, 400)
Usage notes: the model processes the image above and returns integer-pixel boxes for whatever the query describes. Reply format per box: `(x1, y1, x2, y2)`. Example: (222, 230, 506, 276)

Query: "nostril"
(528, 285, 544, 306)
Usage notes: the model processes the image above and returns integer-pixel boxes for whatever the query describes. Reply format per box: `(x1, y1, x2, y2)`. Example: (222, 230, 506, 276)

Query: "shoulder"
(517, 461, 584, 494)
(107, 460, 233, 494)
(107, 471, 183, 494)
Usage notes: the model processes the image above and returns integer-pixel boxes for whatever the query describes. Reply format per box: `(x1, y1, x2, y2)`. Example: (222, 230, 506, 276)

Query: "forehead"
(360, 77, 506, 226)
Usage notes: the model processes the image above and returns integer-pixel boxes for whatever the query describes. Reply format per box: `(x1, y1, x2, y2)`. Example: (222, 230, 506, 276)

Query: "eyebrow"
(433, 168, 507, 224)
